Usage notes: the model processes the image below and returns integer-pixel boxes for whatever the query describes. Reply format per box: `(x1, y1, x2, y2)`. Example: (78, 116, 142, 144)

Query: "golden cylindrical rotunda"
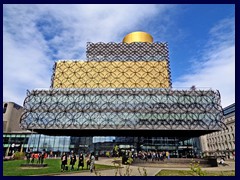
(122, 31, 153, 43)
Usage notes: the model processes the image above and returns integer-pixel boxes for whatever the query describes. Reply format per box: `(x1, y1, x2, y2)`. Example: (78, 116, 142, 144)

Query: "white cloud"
(173, 17, 235, 107)
(3, 27, 52, 105)
(3, 4, 171, 105)
(4, 4, 234, 108)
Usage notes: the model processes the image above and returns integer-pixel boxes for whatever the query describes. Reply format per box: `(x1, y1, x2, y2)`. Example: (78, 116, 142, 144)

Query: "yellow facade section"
(53, 61, 170, 88)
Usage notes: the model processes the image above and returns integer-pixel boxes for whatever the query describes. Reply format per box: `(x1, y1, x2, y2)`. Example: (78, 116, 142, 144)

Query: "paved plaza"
(54, 157, 235, 176)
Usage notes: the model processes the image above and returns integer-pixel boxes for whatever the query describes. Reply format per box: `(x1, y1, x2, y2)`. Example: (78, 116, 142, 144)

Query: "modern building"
(3, 102, 31, 156)
(5, 32, 226, 157)
(199, 103, 235, 159)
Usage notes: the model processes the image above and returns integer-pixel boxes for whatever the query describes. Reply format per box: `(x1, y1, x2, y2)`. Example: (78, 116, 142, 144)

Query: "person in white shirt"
(219, 157, 225, 165)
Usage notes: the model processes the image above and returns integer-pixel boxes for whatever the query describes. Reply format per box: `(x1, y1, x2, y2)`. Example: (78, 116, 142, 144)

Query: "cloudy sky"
(3, 4, 235, 107)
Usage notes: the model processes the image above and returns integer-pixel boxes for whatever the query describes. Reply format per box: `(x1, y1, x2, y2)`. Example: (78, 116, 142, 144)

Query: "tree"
(113, 145, 119, 157)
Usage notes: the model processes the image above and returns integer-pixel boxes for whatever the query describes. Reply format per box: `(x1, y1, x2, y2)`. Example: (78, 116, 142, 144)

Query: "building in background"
(3, 102, 31, 156)
(200, 103, 235, 159)
(3, 102, 24, 133)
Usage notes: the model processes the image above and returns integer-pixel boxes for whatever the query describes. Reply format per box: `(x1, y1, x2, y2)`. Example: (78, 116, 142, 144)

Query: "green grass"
(3, 159, 115, 176)
(156, 170, 235, 176)
(204, 170, 235, 176)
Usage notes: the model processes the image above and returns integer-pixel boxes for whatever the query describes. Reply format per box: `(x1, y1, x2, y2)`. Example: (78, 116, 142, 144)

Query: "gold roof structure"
(123, 31, 153, 43)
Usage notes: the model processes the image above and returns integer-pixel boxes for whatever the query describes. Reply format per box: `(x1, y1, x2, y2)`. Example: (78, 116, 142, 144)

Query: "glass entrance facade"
(3, 133, 201, 158)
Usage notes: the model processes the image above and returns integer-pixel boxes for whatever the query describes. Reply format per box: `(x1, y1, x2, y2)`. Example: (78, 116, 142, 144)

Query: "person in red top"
(36, 153, 40, 164)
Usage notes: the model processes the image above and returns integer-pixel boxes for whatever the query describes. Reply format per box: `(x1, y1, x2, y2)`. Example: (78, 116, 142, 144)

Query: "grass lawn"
(156, 170, 235, 176)
(3, 158, 116, 176)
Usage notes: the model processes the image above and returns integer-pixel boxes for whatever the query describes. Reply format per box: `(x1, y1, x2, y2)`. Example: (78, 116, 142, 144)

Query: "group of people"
(61, 152, 95, 173)
(26, 151, 47, 164)
(135, 150, 170, 161)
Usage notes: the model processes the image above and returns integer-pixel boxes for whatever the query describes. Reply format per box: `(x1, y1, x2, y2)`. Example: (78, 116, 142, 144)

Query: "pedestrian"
(89, 152, 95, 173)
(78, 153, 84, 170)
(219, 157, 225, 165)
(30, 152, 35, 163)
(26, 150, 31, 164)
(61, 152, 67, 172)
(166, 151, 170, 159)
(70, 152, 77, 170)
(40, 150, 46, 164)
(37, 152, 41, 164)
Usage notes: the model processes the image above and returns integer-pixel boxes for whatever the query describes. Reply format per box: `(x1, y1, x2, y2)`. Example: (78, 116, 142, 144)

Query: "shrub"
(14, 152, 25, 160)
(190, 159, 206, 176)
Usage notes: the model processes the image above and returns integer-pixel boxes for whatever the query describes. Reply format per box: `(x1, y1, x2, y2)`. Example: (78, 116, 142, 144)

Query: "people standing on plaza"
(37, 152, 41, 164)
(61, 152, 67, 172)
(30, 152, 35, 163)
(163, 151, 166, 159)
(89, 152, 95, 173)
(151, 152, 156, 161)
(78, 153, 84, 170)
(157, 152, 161, 161)
(166, 151, 170, 159)
(70, 151, 77, 170)
(40, 150, 46, 164)
(50, 151, 53, 158)
(160, 152, 164, 161)
(26, 150, 31, 164)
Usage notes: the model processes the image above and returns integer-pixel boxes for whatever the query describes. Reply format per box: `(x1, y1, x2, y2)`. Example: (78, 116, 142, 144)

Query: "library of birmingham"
(6, 32, 227, 157)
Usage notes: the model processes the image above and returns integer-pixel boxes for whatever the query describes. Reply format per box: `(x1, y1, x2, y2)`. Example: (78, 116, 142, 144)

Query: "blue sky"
(3, 4, 235, 107)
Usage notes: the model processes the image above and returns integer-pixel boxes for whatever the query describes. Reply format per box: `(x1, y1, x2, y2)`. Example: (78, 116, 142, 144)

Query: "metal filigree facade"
(86, 42, 169, 61)
(51, 61, 171, 88)
(20, 88, 224, 131)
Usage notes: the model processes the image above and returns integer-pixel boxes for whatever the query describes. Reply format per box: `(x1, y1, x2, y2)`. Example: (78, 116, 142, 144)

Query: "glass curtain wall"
(3, 133, 201, 158)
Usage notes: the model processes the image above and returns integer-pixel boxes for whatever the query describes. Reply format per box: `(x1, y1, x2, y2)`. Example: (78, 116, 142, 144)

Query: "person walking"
(89, 152, 95, 173)
(40, 150, 46, 164)
(26, 150, 31, 164)
(37, 152, 41, 164)
(166, 151, 170, 160)
(61, 152, 67, 172)
(30, 152, 35, 163)
(70, 152, 77, 170)
(77, 153, 84, 170)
